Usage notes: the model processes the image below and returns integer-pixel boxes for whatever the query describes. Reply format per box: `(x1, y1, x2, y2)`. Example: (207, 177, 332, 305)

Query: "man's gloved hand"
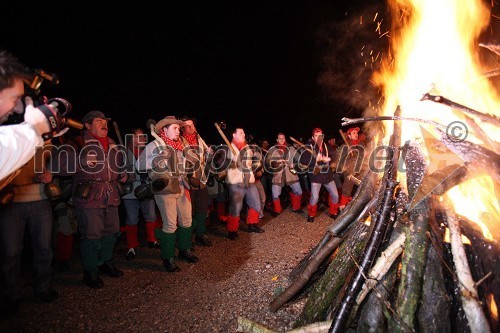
(23, 96, 52, 136)
(24, 96, 69, 139)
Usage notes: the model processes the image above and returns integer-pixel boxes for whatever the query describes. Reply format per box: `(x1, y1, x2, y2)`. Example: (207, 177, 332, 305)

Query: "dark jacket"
(299, 139, 335, 184)
(57, 131, 127, 209)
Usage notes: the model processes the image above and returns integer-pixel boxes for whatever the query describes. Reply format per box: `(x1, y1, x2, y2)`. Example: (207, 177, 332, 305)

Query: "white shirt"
(0, 123, 43, 187)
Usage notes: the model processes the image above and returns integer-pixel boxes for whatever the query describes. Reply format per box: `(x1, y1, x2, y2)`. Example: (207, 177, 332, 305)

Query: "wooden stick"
(338, 129, 350, 148)
(112, 121, 124, 146)
(355, 232, 406, 306)
(237, 317, 333, 333)
(214, 122, 238, 156)
(269, 236, 345, 313)
(289, 136, 314, 154)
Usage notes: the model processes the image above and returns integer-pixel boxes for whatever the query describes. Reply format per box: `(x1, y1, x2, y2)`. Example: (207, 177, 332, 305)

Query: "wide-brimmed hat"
(82, 111, 111, 124)
(154, 116, 185, 133)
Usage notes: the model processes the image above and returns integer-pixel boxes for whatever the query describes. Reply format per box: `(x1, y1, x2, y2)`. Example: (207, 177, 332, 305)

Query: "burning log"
(269, 236, 346, 313)
(420, 93, 500, 127)
(462, 114, 500, 153)
(458, 216, 500, 332)
(341, 115, 445, 130)
(328, 171, 378, 236)
(355, 231, 406, 310)
(442, 199, 491, 333)
(295, 221, 370, 326)
(356, 260, 399, 333)
(417, 215, 451, 333)
(426, 164, 468, 195)
(437, 128, 500, 183)
(328, 178, 399, 333)
(388, 145, 430, 333)
(479, 43, 500, 56)
(327, 107, 402, 333)
(279, 171, 378, 309)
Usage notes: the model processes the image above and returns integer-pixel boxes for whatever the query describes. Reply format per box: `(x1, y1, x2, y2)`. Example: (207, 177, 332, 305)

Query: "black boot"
(36, 288, 59, 303)
(56, 260, 70, 272)
(194, 235, 212, 247)
(99, 261, 124, 278)
(83, 269, 104, 289)
(178, 249, 199, 263)
(163, 258, 180, 272)
(248, 224, 264, 233)
(227, 231, 239, 240)
(307, 216, 315, 223)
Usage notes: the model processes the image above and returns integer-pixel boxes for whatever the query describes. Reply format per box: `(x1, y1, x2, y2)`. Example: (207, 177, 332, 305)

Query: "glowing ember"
(488, 293, 499, 322)
(371, 0, 499, 240)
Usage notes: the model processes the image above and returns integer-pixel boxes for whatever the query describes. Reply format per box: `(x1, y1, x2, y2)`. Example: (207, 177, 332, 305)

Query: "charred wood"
(459, 216, 500, 332)
(388, 146, 430, 333)
(328, 178, 399, 333)
(356, 261, 399, 333)
(329, 171, 378, 236)
(269, 236, 346, 313)
(277, 173, 379, 314)
(420, 93, 500, 126)
(290, 171, 378, 283)
(413, 164, 469, 196)
(355, 231, 405, 313)
(437, 129, 500, 183)
(296, 222, 370, 326)
(417, 216, 451, 333)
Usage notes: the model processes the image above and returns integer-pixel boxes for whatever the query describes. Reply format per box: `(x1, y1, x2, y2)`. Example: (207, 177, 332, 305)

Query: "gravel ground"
(0, 206, 334, 333)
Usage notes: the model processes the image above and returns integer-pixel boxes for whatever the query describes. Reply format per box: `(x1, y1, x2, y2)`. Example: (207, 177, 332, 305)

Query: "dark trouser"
(190, 186, 209, 237)
(0, 200, 54, 300)
(75, 207, 120, 270)
(190, 186, 209, 215)
(227, 183, 261, 217)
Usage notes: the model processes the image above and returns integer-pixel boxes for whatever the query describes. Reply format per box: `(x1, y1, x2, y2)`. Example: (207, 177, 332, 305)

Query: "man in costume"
(137, 116, 198, 272)
(265, 132, 303, 216)
(299, 128, 339, 222)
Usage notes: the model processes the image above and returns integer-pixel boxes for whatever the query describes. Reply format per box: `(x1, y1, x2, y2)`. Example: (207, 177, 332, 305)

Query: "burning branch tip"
(420, 92, 440, 102)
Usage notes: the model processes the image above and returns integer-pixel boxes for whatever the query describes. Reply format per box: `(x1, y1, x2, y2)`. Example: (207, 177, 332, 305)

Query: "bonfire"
(238, 0, 499, 332)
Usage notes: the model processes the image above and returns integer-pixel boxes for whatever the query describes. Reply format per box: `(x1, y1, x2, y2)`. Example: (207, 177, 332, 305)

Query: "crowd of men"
(0, 50, 366, 315)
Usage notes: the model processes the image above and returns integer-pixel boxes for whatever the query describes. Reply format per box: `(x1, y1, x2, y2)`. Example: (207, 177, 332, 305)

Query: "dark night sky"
(2, 1, 497, 144)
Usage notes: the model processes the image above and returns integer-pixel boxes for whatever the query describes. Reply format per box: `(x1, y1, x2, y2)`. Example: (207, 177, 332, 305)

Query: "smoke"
(316, 2, 390, 120)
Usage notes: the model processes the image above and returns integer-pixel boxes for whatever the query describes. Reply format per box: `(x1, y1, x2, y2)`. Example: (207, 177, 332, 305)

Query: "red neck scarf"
(132, 147, 142, 158)
(160, 131, 184, 151)
(182, 133, 198, 147)
(276, 144, 287, 155)
(232, 140, 246, 151)
(350, 139, 359, 145)
(90, 133, 109, 151)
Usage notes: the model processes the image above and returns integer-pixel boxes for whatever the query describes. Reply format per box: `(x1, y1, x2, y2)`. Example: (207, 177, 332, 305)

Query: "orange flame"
(372, 0, 499, 239)
(447, 175, 499, 241)
(488, 293, 498, 322)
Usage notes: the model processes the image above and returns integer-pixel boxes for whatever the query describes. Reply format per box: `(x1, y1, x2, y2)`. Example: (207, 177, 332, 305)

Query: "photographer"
(0, 50, 63, 186)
